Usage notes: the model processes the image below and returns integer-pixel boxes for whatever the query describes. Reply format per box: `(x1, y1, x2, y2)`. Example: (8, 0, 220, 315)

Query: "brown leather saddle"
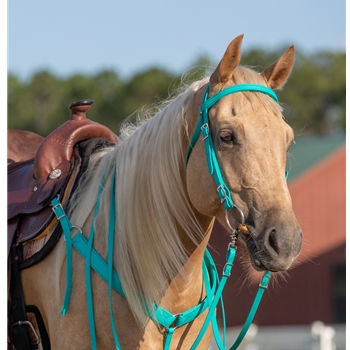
(7, 100, 120, 258)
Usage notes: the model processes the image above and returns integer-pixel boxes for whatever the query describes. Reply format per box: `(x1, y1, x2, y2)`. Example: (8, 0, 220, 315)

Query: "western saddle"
(8, 99, 120, 350)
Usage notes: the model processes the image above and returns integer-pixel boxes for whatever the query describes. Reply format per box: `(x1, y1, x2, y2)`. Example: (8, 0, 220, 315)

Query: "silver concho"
(49, 169, 62, 179)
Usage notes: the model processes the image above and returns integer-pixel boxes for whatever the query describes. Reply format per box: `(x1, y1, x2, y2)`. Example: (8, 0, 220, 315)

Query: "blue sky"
(8, 0, 346, 81)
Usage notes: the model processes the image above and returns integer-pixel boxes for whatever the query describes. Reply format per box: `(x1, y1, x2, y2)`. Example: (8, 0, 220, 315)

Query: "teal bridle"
(186, 83, 278, 211)
(51, 83, 281, 350)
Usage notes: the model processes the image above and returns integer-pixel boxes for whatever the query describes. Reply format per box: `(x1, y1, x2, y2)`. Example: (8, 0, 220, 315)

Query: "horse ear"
(210, 34, 244, 85)
(261, 46, 295, 90)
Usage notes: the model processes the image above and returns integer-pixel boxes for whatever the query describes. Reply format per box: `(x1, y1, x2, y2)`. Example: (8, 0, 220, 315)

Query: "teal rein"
(51, 82, 279, 349)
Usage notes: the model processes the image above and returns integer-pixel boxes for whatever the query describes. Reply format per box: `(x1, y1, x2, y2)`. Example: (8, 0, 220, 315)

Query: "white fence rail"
(210, 322, 345, 350)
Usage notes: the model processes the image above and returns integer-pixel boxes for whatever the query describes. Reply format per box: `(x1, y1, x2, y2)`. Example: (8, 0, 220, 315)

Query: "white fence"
(210, 322, 345, 350)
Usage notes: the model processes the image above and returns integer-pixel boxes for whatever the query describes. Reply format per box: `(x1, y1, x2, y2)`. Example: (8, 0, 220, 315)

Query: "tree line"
(8, 48, 345, 138)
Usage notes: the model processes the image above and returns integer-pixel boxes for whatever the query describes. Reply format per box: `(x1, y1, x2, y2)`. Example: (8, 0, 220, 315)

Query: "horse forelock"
(67, 77, 209, 327)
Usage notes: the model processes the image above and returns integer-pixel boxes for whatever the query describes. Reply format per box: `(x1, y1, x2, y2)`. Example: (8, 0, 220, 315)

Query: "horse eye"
(219, 130, 234, 143)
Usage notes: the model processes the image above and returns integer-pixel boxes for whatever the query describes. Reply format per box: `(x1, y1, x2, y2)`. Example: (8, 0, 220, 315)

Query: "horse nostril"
(266, 229, 279, 257)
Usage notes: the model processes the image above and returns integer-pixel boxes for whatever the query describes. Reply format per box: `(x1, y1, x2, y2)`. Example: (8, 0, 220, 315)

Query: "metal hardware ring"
(225, 204, 245, 232)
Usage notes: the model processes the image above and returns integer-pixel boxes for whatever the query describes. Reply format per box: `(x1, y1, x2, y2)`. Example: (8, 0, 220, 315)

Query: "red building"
(209, 137, 346, 327)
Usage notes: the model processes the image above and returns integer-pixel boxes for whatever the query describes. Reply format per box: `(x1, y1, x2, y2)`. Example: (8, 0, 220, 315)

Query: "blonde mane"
(67, 77, 209, 326)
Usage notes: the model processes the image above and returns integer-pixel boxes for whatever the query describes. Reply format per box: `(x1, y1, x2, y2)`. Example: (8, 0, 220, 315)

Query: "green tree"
(8, 48, 345, 137)
(279, 51, 345, 135)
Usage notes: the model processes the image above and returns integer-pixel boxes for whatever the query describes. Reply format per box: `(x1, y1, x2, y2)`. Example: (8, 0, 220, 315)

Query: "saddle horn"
(30, 99, 119, 205)
(34, 99, 119, 180)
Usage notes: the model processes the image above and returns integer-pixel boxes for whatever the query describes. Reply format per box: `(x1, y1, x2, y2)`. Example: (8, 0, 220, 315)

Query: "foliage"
(8, 48, 345, 137)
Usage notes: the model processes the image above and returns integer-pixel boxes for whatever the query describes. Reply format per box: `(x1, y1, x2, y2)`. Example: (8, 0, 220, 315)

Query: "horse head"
(186, 34, 302, 272)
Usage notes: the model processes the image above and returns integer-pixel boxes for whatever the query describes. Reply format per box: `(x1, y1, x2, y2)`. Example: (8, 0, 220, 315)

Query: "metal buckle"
(12, 320, 40, 347)
(201, 123, 209, 141)
(227, 233, 238, 250)
(51, 201, 66, 220)
(223, 262, 234, 277)
(217, 185, 227, 203)
(259, 274, 271, 289)
(259, 283, 269, 290)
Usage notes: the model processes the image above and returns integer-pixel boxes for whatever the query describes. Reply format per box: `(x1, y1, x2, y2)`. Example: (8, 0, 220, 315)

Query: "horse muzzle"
(241, 224, 303, 272)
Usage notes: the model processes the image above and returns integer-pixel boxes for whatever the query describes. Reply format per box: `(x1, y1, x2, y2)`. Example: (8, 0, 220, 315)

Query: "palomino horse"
(9, 34, 302, 349)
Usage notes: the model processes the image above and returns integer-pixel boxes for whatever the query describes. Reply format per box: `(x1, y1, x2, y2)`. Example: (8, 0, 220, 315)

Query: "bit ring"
(225, 204, 245, 232)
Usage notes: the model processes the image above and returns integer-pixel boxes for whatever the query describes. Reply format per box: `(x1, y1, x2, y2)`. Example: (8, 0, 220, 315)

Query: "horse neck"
(158, 218, 215, 314)
(107, 80, 218, 322)
(157, 82, 216, 312)
(65, 78, 213, 325)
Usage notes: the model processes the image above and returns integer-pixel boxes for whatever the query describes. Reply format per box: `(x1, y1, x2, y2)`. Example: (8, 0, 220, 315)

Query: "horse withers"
(8, 34, 302, 349)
